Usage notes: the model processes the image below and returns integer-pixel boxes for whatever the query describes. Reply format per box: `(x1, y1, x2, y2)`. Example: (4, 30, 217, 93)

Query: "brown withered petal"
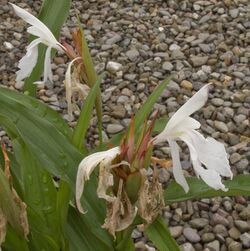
(138, 169, 164, 223)
(151, 157, 172, 169)
(1, 145, 29, 239)
(12, 189, 29, 238)
(0, 208, 7, 245)
(102, 179, 137, 237)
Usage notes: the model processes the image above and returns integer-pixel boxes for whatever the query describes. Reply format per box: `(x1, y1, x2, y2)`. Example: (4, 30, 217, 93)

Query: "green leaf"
(0, 87, 113, 250)
(115, 227, 135, 251)
(72, 74, 103, 151)
(145, 217, 180, 251)
(23, 0, 71, 96)
(134, 77, 170, 134)
(77, 17, 103, 146)
(3, 226, 30, 251)
(165, 175, 250, 205)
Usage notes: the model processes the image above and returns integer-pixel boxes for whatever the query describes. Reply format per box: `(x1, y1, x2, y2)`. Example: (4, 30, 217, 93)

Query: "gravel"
(1, 0, 250, 250)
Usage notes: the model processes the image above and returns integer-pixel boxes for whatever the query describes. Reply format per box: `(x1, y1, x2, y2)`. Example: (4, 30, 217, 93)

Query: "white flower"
(153, 84, 232, 192)
(75, 147, 120, 213)
(10, 3, 64, 84)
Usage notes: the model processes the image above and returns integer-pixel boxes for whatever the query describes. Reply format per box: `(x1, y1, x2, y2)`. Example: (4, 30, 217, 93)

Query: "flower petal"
(43, 46, 53, 83)
(10, 3, 58, 45)
(64, 57, 81, 119)
(75, 147, 120, 213)
(168, 140, 189, 193)
(154, 117, 200, 144)
(190, 130, 232, 178)
(180, 132, 230, 191)
(16, 38, 41, 83)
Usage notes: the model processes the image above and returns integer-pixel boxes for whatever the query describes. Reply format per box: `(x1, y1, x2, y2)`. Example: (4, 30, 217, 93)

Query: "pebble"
(106, 61, 122, 73)
(228, 241, 242, 251)
(190, 56, 208, 67)
(214, 121, 228, 133)
(126, 49, 140, 61)
(189, 218, 209, 229)
(206, 240, 220, 251)
(162, 62, 174, 71)
(180, 80, 193, 90)
(106, 124, 124, 134)
(229, 153, 241, 164)
(234, 220, 250, 232)
(169, 226, 183, 238)
(201, 233, 215, 243)
(181, 243, 195, 251)
(240, 233, 250, 248)
(183, 227, 201, 243)
(106, 34, 122, 45)
(211, 98, 224, 106)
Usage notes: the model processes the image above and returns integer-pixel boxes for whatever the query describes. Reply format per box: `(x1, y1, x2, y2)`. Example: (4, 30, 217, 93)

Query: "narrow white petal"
(168, 140, 189, 193)
(161, 84, 210, 137)
(10, 3, 58, 45)
(43, 46, 52, 83)
(75, 147, 120, 213)
(16, 38, 41, 82)
(64, 57, 81, 118)
(190, 130, 232, 178)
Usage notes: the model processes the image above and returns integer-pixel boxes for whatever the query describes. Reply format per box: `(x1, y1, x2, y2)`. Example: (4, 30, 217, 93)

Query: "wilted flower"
(76, 118, 166, 236)
(10, 3, 65, 84)
(64, 57, 90, 119)
(153, 84, 233, 192)
(75, 84, 232, 236)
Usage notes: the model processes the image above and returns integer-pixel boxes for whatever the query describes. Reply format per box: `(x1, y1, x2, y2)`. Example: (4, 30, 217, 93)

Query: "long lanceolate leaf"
(165, 175, 250, 204)
(72, 74, 104, 151)
(24, 0, 71, 96)
(145, 217, 180, 251)
(0, 87, 113, 250)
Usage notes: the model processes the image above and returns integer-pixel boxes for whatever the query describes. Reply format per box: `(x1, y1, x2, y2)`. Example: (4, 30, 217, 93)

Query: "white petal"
(180, 132, 230, 191)
(43, 46, 53, 83)
(190, 130, 232, 178)
(154, 117, 200, 144)
(75, 147, 120, 213)
(64, 57, 81, 118)
(168, 140, 189, 193)
(153, 84, 210, 145)
(168, 84, 210, 128)
(16, 38, 41, 82)
(10, 3, 58, 45)
(199, 168, 228, 191)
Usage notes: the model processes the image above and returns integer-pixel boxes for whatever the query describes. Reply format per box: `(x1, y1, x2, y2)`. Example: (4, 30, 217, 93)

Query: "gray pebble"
(183, 227, 201, 243)
(214, 121, 228, 133)
(126, 49, 140, 61)
(189, 218, 209, 229)
(106, 124, 124, 134)
(234, 220, 250, 232)
(190, 56, 208, 67)
(240, 233, 250, 248)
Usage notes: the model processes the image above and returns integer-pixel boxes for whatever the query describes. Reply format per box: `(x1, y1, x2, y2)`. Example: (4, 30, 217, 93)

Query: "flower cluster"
(76, 84, 232, 235)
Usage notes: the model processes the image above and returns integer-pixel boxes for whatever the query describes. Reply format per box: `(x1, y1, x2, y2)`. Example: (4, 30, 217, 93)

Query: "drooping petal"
(189, 130, 232, 178)
(75, 147, 120, 213)
(16, 38, 41, 83)
(10, 3, 58, 45)
(43, 46, 53, 83)
(168, 140, 189, 192)
(180, 132, 230, 191)
(64, 57, 81, 118)
(197, 168, 228, 191)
